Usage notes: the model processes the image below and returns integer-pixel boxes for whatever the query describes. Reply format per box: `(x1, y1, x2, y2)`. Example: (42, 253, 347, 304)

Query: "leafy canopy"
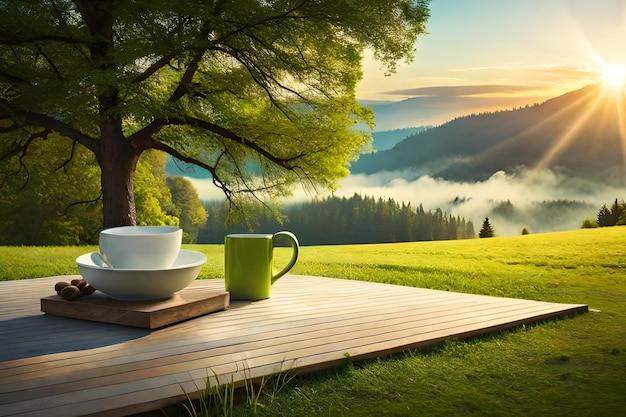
(0, 0, 430, 224)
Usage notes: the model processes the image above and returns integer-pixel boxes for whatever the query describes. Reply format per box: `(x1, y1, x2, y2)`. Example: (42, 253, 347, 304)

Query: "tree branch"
(189, 116, 306, 166)
(0, 102, 100, 154)
(54, 140, 78, 174)
(132, 54, 174, 84)
(60, 191, 103, 216)
(0, 127, 49, 162)
(0, 124, 20, 133)
(128, 116, 305, 169)
(148, 138, 234, 202)
(0, 129, 45, 190)
(163, 0, 309, 104)
(1, 34, 86, 46)
(36, 43, 63, 79)
(168, 51, 205, 103)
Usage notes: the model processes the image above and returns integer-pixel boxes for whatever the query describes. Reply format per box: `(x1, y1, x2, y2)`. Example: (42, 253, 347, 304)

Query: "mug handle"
(271, 231, 299, 283)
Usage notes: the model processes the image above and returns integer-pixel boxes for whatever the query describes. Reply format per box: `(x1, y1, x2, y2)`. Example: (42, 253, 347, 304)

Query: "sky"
(356, 0, 626, 105)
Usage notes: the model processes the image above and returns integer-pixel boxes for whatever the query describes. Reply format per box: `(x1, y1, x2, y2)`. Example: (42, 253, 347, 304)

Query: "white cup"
(98, 226, 182, 269)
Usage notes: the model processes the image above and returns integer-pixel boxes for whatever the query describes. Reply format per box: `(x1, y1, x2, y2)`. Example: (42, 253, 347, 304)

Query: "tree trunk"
(74, 0, 135, 229)
(98, 119, 141, 229)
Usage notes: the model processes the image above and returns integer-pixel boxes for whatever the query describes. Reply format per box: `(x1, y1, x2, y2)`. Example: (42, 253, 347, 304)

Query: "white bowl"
(99, 226, 182, 270)
(76, 249, 207, 301)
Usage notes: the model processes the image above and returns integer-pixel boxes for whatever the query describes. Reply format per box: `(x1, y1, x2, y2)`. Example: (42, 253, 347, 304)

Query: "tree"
(597, 204, 613, 227)
(610, 198, 625, 226)
(0, 131, 102, 245)
(479, 217, 495, 238)
(167, 175, 208, 243)
(0, 138, 189, 244)
(199, 193, 475, 244)
(0, 0, 430, 229)
(581, 218, 597, 229)
(134, 150, 179, 227)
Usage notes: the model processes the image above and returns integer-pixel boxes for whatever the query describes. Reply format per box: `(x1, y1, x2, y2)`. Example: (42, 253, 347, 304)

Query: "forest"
(0, 134, 474, 246)
(0, 144, 208, 246)
(199, 194, 476, 246)
(1, 135, 621, 246)
(593, 198, 626, 227)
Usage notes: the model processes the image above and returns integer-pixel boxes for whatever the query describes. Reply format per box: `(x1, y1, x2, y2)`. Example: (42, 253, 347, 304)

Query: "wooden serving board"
(40, 286, 230, 329)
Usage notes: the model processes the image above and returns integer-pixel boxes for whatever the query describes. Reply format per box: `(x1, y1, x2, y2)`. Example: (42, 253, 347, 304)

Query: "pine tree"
(597, 205, 613, 227)
(610, 199, 625, 225)
(479, 217, 495, 238)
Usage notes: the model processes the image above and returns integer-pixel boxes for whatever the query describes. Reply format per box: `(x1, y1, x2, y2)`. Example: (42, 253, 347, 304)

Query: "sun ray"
(534, 87, 614, 171)
(615, 89, 626, 176)
(535, 94, 599, 170)
(532, 82, 626, 178)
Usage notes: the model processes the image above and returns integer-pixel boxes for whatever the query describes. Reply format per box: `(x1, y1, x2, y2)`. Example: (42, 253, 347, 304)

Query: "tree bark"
(98, 119, 140, 228)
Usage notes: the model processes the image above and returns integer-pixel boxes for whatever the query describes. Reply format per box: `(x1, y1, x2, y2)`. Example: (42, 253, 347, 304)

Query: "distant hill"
(368, 127, 429, 151)
(166, 127, 429, 178)
(365, 94, 546, 131)
(351, 83, 626, 184)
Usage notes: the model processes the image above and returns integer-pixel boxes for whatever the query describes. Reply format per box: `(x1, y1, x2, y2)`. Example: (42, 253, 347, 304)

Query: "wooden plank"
(40, 286, 230, 329)
(0, 275, 587, 417)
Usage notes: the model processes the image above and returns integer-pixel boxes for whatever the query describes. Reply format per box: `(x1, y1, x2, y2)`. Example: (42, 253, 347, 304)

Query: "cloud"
(385, 84, 542, 97)
(382, 63, 602, 100)
(185, 177, 227, 201)
(186, 168, 623, 237)
(291, 169, 621, 237)
(451, 63, 601, 93)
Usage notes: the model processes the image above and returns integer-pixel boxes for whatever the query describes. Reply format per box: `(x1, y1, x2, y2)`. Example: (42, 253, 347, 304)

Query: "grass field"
(1, 227, 625, 416)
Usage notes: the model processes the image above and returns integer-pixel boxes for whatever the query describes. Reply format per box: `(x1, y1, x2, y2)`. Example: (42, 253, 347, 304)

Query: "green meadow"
(1, 227, 625, 416)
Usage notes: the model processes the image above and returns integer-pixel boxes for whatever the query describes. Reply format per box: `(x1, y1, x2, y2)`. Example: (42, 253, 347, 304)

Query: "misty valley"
(173, 83, 626, 239)
(2, 82, 624, 245)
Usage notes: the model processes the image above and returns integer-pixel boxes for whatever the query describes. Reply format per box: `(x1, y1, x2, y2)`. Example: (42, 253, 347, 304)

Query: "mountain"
(166, 127, 427, 178)
(368, 127, 428, 151)
(364, 93, 547, 131)
(351, 83, 626, 184)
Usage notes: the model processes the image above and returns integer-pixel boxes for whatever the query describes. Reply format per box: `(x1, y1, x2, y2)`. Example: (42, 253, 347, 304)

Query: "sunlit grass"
(1, 227, 625, 416)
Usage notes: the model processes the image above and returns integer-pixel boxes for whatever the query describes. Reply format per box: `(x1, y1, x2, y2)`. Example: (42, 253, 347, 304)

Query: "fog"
(187, 168, 623, 237)
(326, 169, 614, 236)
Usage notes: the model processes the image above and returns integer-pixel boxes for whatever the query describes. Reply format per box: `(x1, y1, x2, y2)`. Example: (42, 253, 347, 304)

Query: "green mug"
(224, 231, 299, 300)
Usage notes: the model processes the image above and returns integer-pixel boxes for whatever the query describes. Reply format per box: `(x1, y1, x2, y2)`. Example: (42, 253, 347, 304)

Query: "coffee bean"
(81, 285, 96, 296)
(60, 285, 81, 300)
(55, 281, 70, 295)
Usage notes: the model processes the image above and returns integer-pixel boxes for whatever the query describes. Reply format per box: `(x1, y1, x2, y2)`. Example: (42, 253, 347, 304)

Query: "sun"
(601, 63, 626, 88)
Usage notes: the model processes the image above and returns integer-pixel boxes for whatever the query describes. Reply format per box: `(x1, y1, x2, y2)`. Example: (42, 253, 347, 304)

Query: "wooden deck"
(0, 275, 587, 417)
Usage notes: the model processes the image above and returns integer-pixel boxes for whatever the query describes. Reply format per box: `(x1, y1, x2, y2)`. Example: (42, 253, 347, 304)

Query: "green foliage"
(610, 198, 625, 225)
(478, 217, 495, 238)
(0, 142, 211, 244)
(597, 204, 613, 227)
(184, 369, 236, 417)
(521, 227, 529, 235)
(134, 150, 179, 227)
(0, 132, 102, 245)
(581, 218, 598, 229)
(167, 176, 208, 243)
(0, 0, 431, 227)
(595, 198, 626, 227)
(181, 360, 297, 417)
(199, 194, 475, 244)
